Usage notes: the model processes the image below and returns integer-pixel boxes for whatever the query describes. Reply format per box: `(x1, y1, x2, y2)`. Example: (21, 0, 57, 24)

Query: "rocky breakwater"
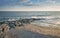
(0, 20, 25, 38)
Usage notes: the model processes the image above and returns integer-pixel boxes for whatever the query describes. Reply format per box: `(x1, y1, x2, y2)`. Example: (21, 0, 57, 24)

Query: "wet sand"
(0, 23, 60, 38)
(7, 24, 60, 38)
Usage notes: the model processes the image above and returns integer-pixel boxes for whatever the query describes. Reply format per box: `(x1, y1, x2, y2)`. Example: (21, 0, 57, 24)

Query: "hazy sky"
(0, 0, 60, 11)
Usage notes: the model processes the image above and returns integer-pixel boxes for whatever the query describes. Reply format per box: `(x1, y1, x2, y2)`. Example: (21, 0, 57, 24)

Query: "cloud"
(20, 0, 30, 3)
(0, 0, 34, 7)
(0, 0, 60, 11)
(0, 0, 60, 7)
(46, 0, 56, 3)
(0, 5, 60, 11)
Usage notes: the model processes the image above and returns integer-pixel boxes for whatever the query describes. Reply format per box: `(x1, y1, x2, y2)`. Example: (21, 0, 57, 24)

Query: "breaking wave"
(0, 16, 60, 21)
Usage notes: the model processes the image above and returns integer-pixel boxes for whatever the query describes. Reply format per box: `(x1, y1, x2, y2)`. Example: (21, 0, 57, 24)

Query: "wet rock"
(8, 21, 16, 28)
(0, 29, 4, 38)
(15, 21, 22, 27)
(0, 23, 10, 38)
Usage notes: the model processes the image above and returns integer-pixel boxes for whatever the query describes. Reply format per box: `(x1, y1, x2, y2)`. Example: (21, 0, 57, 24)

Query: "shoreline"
(22, 24, 60, 37)
(0, 20, 60, 38)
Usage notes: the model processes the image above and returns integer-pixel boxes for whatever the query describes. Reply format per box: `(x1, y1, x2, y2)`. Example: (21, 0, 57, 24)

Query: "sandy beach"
(0, 22, 60, 38)
(15, 24, 60, 38)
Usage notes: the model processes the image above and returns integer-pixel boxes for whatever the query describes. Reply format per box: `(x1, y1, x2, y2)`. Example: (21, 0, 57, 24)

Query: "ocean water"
(0, 11, 60, 27)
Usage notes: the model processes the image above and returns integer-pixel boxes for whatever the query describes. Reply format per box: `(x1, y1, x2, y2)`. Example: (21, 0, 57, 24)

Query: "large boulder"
(0, 23, 10, 38)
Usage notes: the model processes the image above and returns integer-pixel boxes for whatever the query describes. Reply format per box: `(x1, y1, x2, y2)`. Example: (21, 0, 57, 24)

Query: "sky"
(0, 0, 60, 11)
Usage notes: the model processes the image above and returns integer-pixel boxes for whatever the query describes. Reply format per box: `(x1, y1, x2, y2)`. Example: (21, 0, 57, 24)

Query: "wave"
(0, 16, 60, 22)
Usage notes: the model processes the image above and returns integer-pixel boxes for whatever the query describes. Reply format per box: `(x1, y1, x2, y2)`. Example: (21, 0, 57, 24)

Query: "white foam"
(8, 18, 16, 21)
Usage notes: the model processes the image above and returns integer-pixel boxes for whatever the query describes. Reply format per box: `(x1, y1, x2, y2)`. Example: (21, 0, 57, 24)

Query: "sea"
(0, 11, 60, 27)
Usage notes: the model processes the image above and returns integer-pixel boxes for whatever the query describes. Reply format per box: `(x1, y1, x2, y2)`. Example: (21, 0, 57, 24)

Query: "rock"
(8, 21, 16, 28)
(15, 21, 22, 27)
(0, 29, 4, 38)
(2, 24, 10, 32)
(0, 23, 10, 38)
